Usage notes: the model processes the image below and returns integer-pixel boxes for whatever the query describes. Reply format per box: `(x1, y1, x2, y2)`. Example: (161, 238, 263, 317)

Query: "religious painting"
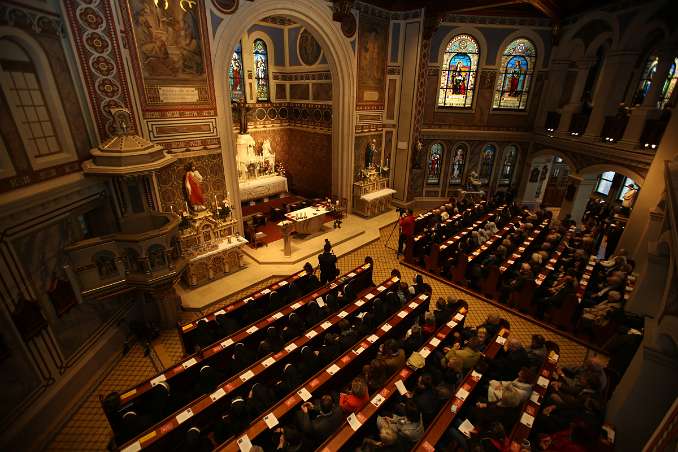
(438, 34, 479, 108)
(426, 143, 443, 185)
(634, 55, 658, 105)
(478, 144, 496, 184)
(497, 145, 517, 186)
(493, 38, 536, 110)
(129, 0, 205, 79)
(253, 39, 270, 101)
(298, 29, 322, 66)
(448, 144, 467, 185)
(229, 42, 245, 101)
(357, 14, 388, 105)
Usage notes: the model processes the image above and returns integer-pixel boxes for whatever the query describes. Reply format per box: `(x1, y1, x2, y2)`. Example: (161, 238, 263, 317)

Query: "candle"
(185, 201, 189, 212)
(170, 205, 174, 214)
(214, 194, 218, 207)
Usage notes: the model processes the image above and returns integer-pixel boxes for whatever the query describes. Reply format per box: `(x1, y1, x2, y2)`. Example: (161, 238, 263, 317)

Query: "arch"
(0, 27, 77, 171)
(251, 37, 271, 101)
(492, 37, 538, 110)
(210, 0, 356, 218)
(528, 149, 578, 174)
(584, 33, 613, 59)
(436, 25, 489, 67)
(437, 33, 480, 108)
(579, 164, 645, 186)
(560, 12, 620, 52)
(493, 28, 545, 70)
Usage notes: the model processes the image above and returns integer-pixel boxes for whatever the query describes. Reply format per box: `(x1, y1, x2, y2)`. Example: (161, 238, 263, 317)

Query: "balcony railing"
(568, 112, 590, 136)
(545, 111, 561, 134)
(601, 115, 629, 143)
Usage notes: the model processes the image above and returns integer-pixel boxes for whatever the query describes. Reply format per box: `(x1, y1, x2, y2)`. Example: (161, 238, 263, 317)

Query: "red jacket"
(400, 215, 415, 237)
(339, 391, 369, 413)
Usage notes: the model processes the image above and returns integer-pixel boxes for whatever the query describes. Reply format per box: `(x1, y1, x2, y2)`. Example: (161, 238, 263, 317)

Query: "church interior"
(1, 0, 677, 451)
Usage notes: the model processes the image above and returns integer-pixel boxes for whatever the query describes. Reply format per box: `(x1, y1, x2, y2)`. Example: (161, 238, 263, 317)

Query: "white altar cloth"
(239, 175, 288, 202)
(285, 205, 329, 234)
(360, 188, 397, 202)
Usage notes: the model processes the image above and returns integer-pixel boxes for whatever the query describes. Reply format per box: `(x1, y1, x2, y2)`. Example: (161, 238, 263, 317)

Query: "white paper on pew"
(279, 280, 288, 286)
(151, 375, 166, 386)
(262, 357, 276, 368)
(537, 376, 549, 388)
(365, 293, 375, 301)
(237, 434, 253, 452)
(182, 358, 197, 369)
(430, 337, 441, 347)
(367, 334, 379, 343)
(377, 286, 386, 292)
(215, 309, 226, 316)
(326, 364, 341, 375)
(285, 343, 298, 352)
(381, 323, 392, 332)
(441, 245, 447, 250)
(352, 298, 366, 308)
(583, 274, 590, 280)
(316, 297, 326, 308)
(321, 321, 333, 330)
(210, 387, 226, 402)
(397, 311, 408, 318)
(530, 391, 541, 405)
(262, 289, 271, 295)
(121, 441, 141, 452)
(243, 297, 253, 304)
(371, 393, 385, 407)
(291, 302, 302, 310)
(338, 311, 348, 318)
(272, 312, 283, 320)
(297, 387, 312, 401)
(409, 301, 418, 309)
(246, 326, 259, 335)
(496, 336, 507, 345)
(348, 272, 357, 278)
(353, 346, 365, 355)
(454, 313, 464, 321)
(306, 330, 318, 339)
(420, 347, 431, 358)
(395, 379, 408, 395)
(263, 412, 279, 429)
(520, 412, 535, 428)
(347, 413, 362, 431)
(240, 370, 254, 382)
(471, 370, 482, 380)
(221, 338, 234, 349)
(456, 387, 470, 400)
(176, 408, 193, 424)
(447, 320, 458, 329)
(458, 419, 475, 438)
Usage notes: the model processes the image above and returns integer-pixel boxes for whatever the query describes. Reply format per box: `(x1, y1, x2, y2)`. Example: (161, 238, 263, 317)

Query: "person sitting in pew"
(295, 394, 344, 442)
(441, 336, 482, 372)
(500, 263, 533, 303)
(376, 338, 407, 374)
(273, 425, 307, 452)
(470, 367, 535, 431)
(339, 376, 370, 414)
(376, 399, 425, 443)
(534, 273, 577, 320)
(298, 262, 321, 291)
(526, 334, 547, 368)
(487, 339, 530, 381)
(580, 290, 624, 332)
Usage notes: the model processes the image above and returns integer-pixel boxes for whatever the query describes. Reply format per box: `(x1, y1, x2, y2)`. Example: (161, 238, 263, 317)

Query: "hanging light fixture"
(153, 0, 196, 11)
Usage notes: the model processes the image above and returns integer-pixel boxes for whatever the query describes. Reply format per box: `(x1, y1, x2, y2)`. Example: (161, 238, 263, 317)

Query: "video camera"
(396, 207, 408, 216)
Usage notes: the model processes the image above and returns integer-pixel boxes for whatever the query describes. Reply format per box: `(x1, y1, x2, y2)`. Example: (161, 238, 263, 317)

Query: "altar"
(236, 133, 288, 202)
(285, 204, 329, 234)
(239, 175, 288, 202)
(353, 173, 395, 217)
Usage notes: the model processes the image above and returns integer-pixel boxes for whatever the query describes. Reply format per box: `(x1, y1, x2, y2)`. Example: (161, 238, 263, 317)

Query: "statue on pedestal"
(184, 161, 206, 212)
(232, 98, 250, 135)
(365, 139, 377, 168)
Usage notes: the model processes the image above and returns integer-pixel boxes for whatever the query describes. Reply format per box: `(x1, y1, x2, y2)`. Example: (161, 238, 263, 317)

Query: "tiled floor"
(46, 222, 597, 451)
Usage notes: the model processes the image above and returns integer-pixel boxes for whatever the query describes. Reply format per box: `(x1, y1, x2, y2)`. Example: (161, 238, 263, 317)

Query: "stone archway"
(210, 0, 356, 224)
(517, 149, 577, 209)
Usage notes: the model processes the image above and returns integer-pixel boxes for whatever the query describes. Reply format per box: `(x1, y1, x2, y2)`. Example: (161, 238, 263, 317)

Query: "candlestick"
(185, 201, 189, 212)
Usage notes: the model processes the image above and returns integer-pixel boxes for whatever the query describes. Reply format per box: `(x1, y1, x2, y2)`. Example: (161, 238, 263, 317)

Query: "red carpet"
(248, 214, 336, 248)
(241, 195, 303, 218)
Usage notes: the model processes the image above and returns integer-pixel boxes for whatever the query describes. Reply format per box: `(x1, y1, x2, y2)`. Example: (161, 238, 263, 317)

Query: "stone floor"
(46, 222, 597, 451)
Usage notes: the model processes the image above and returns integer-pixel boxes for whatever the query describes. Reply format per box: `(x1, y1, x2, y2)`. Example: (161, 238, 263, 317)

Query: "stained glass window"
(493, 38, 536, 110)
(498, 145, 517, 186)
(659, 57, 678, 109)
(448, 144, 467, 185)
(438, 34, 479, 108)
(478, 144, 496, 184)
(228, 42, 245, 101)
(426, 143, 443, 185)
(634, 55, 658, 106)
(253, 39, 269, 101)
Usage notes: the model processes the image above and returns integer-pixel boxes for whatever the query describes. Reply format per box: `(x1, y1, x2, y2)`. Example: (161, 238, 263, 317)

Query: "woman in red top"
(339, 376, 369, 414)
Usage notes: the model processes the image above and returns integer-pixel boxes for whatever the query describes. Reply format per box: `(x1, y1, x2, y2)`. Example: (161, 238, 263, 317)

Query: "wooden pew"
(214, 292, 432, 452)
(107, 262, 373, 444)
(117, 275, 400, 452)
(412, 328, 511, 451)
(507, 349, 560, 450)
(177, 270, 310, 353)
(316, 307, 469, 451)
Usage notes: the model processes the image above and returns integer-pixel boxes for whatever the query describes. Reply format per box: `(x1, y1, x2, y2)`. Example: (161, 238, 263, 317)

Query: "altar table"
(285, 205, 329, 234)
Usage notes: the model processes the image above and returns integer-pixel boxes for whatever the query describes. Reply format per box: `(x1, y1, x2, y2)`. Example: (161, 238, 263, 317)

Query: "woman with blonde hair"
(339, 376, 370, 413)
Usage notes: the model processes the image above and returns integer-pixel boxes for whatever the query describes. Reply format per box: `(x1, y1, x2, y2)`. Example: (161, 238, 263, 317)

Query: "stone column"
(569, 174, 598, 224)
(558, 60, 595, 137)
(584, 51, 639, 139)
(534, 60, 570, 132)
(619, 112, 678, 258)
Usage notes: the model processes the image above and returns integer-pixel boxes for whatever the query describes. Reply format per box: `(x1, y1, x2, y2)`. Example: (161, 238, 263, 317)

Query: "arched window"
(253, 39, 270, 101)
(659, 57, 678, 109)
(426, 143, 443, 185)
(448, 144, 467, 185)
(229, 41, 245, 101)
(438, 34, 480, 108)
(633, 54, 658, 106)
(498, 145, 517, 186)
(493, 38, 536, 110)
(0, 37, 75, 170)
(478, 144, 496, 184)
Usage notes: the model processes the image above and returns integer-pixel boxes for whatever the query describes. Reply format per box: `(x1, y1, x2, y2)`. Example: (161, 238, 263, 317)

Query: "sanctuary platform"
(177, 209, 398, 309)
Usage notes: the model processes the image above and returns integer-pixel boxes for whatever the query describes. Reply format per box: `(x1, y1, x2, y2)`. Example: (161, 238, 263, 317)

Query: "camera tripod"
(384, 209, 402, 252)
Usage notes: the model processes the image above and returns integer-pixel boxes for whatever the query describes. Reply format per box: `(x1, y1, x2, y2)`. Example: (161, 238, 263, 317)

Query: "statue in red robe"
(184, 162, 205, 211)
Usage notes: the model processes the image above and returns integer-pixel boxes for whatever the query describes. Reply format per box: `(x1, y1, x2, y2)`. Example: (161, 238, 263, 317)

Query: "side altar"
(179, 208, 247, 288)
(236, 134, 288, 202)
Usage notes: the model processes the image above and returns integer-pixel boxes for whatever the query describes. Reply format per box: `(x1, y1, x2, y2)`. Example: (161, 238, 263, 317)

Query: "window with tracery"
(498, 145, 517, 186)
(438, 34, 480, 108)
(229, 41, 245, 101)
(426, 143, 443, 185)
(493, 38, 536, 110)
(448, 144, 467, 185)
(253, 39, 270, 101)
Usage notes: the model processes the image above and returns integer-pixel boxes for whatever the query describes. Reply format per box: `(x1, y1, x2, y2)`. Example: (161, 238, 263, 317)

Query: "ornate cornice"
(0, 3, 63, 37)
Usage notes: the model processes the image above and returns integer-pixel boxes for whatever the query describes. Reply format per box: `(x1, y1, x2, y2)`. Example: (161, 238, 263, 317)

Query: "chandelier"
(153, 0, 196, 11)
